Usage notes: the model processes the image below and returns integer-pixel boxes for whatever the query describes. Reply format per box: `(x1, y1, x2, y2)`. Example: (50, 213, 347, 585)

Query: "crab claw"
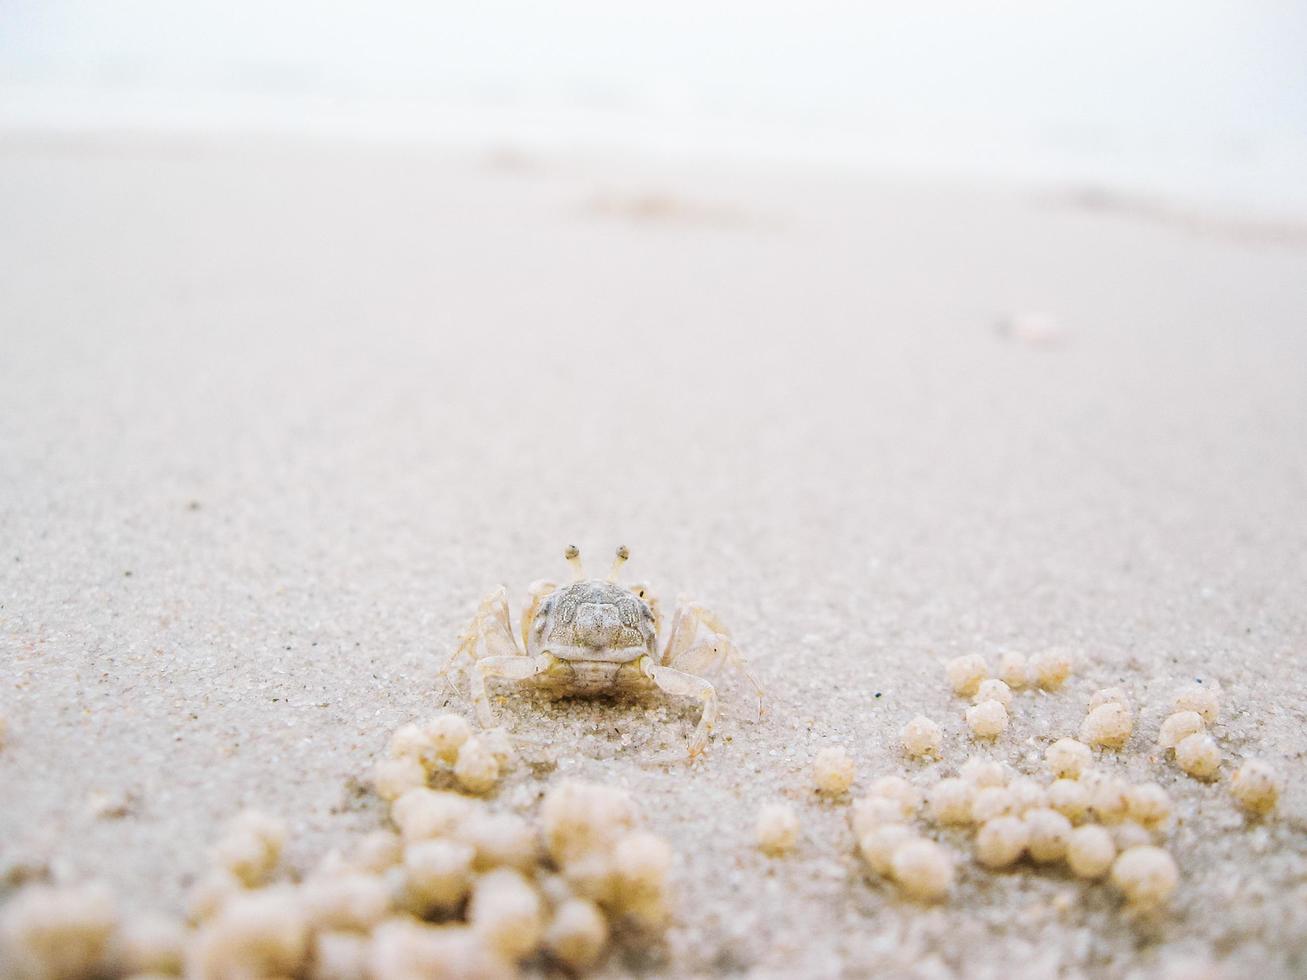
(688, 721, 714, 759)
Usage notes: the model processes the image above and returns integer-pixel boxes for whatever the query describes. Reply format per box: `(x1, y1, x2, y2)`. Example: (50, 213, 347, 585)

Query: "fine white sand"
(1, 133, 1305, 977)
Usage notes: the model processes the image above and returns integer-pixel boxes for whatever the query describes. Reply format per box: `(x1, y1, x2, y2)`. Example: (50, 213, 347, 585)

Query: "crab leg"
(471, 654, 555, 727)
(662, 601, 765, 717)
(639, 656, 719, 758)
(520, 580, 557, 652)
(443, 585, 526, 699)
(445, 586, 518, 673)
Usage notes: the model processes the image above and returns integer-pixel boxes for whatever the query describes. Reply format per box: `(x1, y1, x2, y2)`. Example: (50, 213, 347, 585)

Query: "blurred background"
(4, 0, 1306, 215)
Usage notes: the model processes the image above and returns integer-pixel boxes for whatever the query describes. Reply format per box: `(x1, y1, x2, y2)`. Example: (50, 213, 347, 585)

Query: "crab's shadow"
(477, 676, 760, 763)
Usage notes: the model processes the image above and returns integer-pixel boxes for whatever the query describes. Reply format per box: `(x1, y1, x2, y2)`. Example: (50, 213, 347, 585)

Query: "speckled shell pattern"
(528, 579, 656, 663)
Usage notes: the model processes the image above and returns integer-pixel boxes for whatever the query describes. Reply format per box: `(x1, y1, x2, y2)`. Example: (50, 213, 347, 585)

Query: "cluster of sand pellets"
(758, 651, 1283, 915)
(942, 649, 1072, 741)
(0, 714, 674, 979)
(371, 714, 509, 799)
(2, 650, 1290, 978)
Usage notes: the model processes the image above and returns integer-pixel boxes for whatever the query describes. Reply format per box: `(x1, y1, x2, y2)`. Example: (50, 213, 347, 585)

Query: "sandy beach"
(2, 132, 1306, 977)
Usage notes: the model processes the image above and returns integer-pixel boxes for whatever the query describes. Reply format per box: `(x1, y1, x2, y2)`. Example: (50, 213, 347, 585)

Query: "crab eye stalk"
(608, 545, 630, 582)
(564, 545, 585, 580)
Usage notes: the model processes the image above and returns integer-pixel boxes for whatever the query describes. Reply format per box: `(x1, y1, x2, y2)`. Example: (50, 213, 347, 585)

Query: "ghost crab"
(445, 546, 763, 757)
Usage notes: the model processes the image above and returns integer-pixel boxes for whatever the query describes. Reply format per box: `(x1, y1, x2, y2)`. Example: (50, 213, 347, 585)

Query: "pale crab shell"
(528, 579, 656, 663)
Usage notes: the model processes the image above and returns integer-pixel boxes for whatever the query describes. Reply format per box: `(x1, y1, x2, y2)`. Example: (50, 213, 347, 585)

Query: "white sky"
(3, 1, 1305, 209)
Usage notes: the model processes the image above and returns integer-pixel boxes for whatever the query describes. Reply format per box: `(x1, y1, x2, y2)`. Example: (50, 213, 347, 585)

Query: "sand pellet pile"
(756, 653, 1286, 923)
(0, 650, 1296, 978)
(0, 715, 675, 979)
